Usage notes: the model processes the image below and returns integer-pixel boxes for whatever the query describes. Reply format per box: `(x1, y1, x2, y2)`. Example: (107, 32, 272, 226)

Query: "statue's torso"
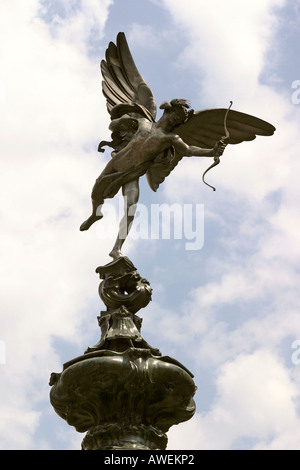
(110, 120, 174, 172)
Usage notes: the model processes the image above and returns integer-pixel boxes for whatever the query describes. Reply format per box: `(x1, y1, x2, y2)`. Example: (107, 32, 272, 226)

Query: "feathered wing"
(146, 107, 276, 191)
(175, 108, 276, 147)
(101, 32, 157, 120)
(146, 147, 177, 192)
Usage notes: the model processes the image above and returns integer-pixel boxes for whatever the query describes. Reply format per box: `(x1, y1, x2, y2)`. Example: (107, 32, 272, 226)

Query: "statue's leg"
(79, 199, 104, 231)
(109, 179, 139, 259)
(80, 160, 118, 232)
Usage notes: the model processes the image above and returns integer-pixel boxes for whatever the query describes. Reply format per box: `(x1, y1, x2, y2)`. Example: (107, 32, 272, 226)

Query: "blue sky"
(1, 0, 300, 450)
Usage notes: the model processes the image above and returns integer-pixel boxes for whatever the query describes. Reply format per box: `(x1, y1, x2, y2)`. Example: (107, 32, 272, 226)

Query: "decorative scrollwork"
(96, 256, 152, 313)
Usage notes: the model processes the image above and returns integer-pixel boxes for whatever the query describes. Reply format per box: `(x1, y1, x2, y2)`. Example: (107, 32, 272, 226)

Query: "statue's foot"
(109, 248, 123, 260)
(80, 214, 103, 231)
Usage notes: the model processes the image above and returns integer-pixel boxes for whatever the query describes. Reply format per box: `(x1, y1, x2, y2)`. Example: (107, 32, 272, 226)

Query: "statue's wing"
(146, 108, 275, 191)
(175, 108, 276, 147)
(101, 32, 157, 120)
(146, 147, 179, 192)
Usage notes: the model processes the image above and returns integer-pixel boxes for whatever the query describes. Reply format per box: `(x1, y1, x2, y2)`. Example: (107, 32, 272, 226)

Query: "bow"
(202, 100, 233, 191)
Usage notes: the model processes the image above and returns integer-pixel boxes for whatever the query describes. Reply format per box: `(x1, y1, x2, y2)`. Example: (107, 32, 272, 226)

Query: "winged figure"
(80, 32, 275, 259)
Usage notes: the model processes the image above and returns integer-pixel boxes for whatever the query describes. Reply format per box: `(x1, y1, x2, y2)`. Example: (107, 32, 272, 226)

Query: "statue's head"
(159, 99, 191, 128)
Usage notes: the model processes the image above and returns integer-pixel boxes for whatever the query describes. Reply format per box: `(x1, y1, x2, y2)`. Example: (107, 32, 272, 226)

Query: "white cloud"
(40, 0, 113, 52)
(160, 0, 285, 100)
(168, 350, 300, 450)
(0, 0, 113, 449)
(143, 0, 300, 451)
(128, 23, 161, 49)
(1, 0, 300, 451)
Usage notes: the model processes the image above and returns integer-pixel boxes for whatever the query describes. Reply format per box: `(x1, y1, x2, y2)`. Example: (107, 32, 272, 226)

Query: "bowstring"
(202, 101, 233, 191)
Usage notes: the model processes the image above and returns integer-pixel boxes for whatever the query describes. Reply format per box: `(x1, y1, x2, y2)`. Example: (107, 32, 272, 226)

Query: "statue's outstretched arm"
(172, 135, 225, 158)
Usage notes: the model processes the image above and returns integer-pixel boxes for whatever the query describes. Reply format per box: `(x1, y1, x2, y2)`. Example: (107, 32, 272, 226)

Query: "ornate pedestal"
(49, 257, 196, 450)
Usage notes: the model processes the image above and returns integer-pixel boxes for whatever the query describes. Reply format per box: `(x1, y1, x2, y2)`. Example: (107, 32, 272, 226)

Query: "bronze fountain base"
(49, 257, 197, 450)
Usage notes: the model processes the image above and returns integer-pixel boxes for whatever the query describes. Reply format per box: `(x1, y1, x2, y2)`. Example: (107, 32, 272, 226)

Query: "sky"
(1, 0, 300, 450)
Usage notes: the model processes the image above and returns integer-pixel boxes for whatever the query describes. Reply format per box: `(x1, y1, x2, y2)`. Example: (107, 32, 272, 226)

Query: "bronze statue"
(80, 32, 275, 259)
(50, 33, 276, 450)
